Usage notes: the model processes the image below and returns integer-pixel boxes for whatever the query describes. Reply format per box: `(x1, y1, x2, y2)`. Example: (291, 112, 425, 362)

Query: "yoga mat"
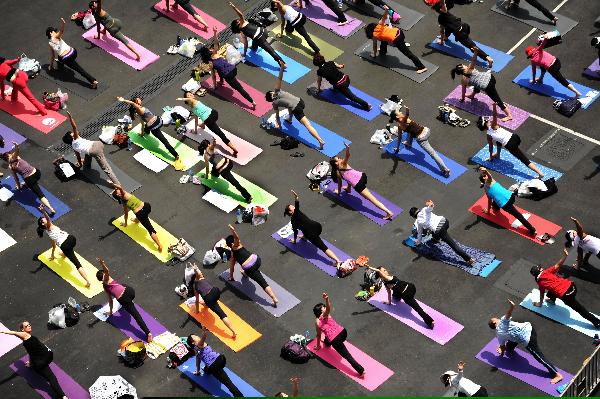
(1, 175, 71, 220)
(0, 86, 66, 134)
(307, 81, 383, 121)
(240, 42, 310, 84)
(384, 137, 467, 185)
(38, 248, 103, 298)
(266, 110, 350, 157)
(179, 300, 262, 352)
(179, 356, 264, 397)
(0, 228, 17, 253)
(307, 338, 394, 391)
(133, 149, 169, 172)
(343, 0, 424, 30)
(66, 154, 141, 196)
(521, 289, 600, 337)
(427, 37, 513, 73)
(153, 1, 226, 39)
(129, 124, 201, 170)
(476, 338, 573, 396)
(491, 0, 578, 34)
(218, 268, 300, 317)
(526, 128, 595, 172)
(583, 59, 600, 79)
(0, 122, 26, 153)
(468, 195, 562, 244)
(513, 67, 600, 109)
(112, 215, 178, 262)
(321, 179, 402, 225)
(470, 145, 563, 182)
(0, 322, 21, 358)
(368, 289, 463, 344)
(196, 171, 278, 208)
(200, 79, 271, 117)
(268, 28, 344, 60)
(202, 189, 239, 213)
(443, 85, 530, 131)
(40, 67, 108, 101)
(354, 41, 439, 83)
(107, 303, 168, 342)
(10, 356, 90, 399)
(82, 28, 159, 70)
(290, 0, 364, 38)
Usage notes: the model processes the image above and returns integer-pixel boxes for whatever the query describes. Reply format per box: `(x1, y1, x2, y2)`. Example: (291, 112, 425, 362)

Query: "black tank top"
(241, 23, 263, 39)
(405, 120, 424, 137)
(385, 276, 409, 297)
(23, 336, 52, 367)
(232, 246, 252, 264)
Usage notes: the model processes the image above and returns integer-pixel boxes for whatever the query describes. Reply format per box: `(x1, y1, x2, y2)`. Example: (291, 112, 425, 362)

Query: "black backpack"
(280, 136, 299, 150)
(553, 98, 581, 117)
(64, 304, 80, 327)
(361, 270, 382, 292)
(53, 157, 79, 182)
(280, 340, 311, 364)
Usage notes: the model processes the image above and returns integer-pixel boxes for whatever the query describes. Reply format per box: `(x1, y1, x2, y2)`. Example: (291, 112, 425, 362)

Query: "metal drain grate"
(528, 128, 596, 171)
(537, 130, 585, 161)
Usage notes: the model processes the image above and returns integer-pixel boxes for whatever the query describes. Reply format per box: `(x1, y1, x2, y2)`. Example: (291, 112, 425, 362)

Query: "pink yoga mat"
(307, 338, 394, 391)
(0, 86, 66, 134)
(201, 80, 271, 117)
(0, 322, 21, 358)
(368, 289, 463, 345)
(290, 0, 363, 37)
(82, 29, 159, 70)
(153, 1, 226, 39)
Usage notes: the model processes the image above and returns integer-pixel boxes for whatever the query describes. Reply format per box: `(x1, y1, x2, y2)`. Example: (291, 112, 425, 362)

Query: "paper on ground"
(0, 187, 14, 201)
(203, 189, 239, 213)
(0, 228, 16, 253)
(93, 299, 123, 322)
(133, 149, 169, 173)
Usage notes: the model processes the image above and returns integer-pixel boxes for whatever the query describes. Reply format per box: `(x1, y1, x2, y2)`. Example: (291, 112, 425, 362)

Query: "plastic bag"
(82, 12, 96, 29)
(178, 40, 196, 58)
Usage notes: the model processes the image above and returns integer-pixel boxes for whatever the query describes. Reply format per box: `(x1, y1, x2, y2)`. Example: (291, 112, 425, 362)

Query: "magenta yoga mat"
(153, 1, 226, 39)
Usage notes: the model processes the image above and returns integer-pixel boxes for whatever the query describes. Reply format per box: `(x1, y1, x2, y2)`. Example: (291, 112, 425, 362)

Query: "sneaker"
(174, 285, 187, 298)
(173, 159, 184, 171)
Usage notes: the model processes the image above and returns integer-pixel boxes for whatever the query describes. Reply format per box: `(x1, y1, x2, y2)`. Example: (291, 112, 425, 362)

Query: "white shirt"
(72, 137, 93, 155)
(574, 235, 600, 255)
(450, 371, 482, 396)
(415, 205, 444, 241)
(487, 127, 512, 146)
(283, 6, 302, 24)
(49, 39, 70, 56)
(47, 225, 69, 247)
(496, 316, 532, 347)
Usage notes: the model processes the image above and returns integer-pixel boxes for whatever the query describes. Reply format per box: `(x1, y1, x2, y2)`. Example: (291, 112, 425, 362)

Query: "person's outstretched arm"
(467, 47, 478, 71)
(58, 17, 66, 39)
(503, 299, 515, 320)
(212, 26, 220, 50)
(229, 2, 246, 22)
(342, 142, 351, 165)
(322, 292, 331, 319)
(275, 64, 285, 92)
(0, 329, 29, 340)
(571, 217, 586, 238)
(66, 111, 80, 139)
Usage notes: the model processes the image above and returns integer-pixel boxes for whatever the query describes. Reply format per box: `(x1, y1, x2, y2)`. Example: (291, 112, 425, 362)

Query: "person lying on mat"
(187, 326, 243, 396)
(530, 249, 600, 329)
(111, 184, 164, 253)
(478, 168, 536, 237)
(164, 0, 210, 31)
(313, 54, 372, 111)
(409, 200, 475, 266)
(266, 65, 326, 150)
(272, 1, 320, 55)
(229, 1, 287, 69)
(225, 224, 279, 307)
(364, 12, 428, 74)
(477, 103, 544, 178)
(389, 105, 450, 177)
(451, 47, 512, 122)
(506, 0, 557, 25)
(285, 189, 341, 267)
(330, 143, 394, 220)
(489, 299, 563, 384)
(89, 1, 141, 61)
(0, 57, 47, 116)
(313, 292, 365, 377)
(199, 138, 252, 203)
(295, 0, 350, 26)
(526, 34, 581, 99)
(275, 376, 300, 397)
(199, 27, 257, 110)
(565, 217, 600, 270)
(1, 322, 68, 399)
(441, 361, 488, 397)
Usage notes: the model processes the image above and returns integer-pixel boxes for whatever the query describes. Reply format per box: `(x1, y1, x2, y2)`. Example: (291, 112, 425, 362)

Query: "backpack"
(336, 259, 357, 278)
(123, 340, 146, 368)
(280, 340, 311, 363)
(438, 105, 470, 127)
(48, 303, 79, 328)
(280, 136, 299, 150)
(361, 270, 383, 292)
(113, 132, 128, 148)
(306, 161, 331, 183)
(168, 238, 195, 262)
(553, 98, 581, 117)
(53, 157, 79, 182)
(64, 304, 80, 327)
(18, 54, 41, 78)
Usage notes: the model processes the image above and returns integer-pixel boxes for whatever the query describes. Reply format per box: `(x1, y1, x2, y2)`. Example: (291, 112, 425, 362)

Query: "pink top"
(104, 279, 125, 299)
(9, 157, 35, 177)
(530, 40, 555, 70)
(339, 167, 362, 188)
(317, 315, 343, 342)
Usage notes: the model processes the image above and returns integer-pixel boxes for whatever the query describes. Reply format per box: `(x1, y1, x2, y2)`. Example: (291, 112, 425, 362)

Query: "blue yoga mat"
(178, 356, 264, 397)
(308, 82, 383, 121)
(513, 67, 600, 109)
(470, 145, 563, 182)
(241, 42, 310, 84)
(427, 37, 513, 73)
(384, 136, 467, 184)
(1, 176, 70, 220)
(0, 122, 26, 154)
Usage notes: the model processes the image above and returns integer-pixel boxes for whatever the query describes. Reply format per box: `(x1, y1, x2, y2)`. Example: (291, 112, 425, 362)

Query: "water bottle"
(187, 168, 193, 178)
(594, 334, 600, 346)
(369, 285, 375, 297)
(336, 0, 343, 8)
(304, 329, 310, 340)
(126, 137, 133, 151)
(68, 297, 77, 308)
(222, 251, 228, 263)
(236, 208, 243, 224)
(233, 35, 241, 49)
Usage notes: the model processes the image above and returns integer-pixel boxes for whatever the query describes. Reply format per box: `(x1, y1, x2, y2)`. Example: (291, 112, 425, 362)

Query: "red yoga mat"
(0, 86, 66, 134)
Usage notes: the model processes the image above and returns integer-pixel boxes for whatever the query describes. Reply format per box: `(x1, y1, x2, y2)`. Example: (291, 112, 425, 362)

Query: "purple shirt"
(212, 57, 235, 78)
(198, 344, 220, 367)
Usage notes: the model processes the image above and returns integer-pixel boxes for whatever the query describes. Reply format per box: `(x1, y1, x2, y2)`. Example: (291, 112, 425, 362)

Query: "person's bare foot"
(318, 140, 325, 150)
(358, 371, 366, 379)
(383, 213, 393, 220)
(538, 173, 545, 179)
(550, 373, 563, 384)
(428, 320, 435, 329)
(147, 333, 153, 343)
(552, 17, 558, 26)
(231, 332, 237, 339)
(157, 245, 163, 253)
(416, 68, 428, 74)
(135, 54, 141, 62)
(574, 91, 581, 99)
(251, 102, 256, 110)
(85, 282, 91, 288)
(486, 57, 494, 69)
(500, 116, 513, 122)
(272, 298, 279, 307)
(337, 20, 350, 26)
(467, 258, 475, 266)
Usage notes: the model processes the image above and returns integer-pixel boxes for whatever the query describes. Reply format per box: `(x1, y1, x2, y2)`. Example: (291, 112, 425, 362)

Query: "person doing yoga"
(46, 18, 98, 89)
(272, 1, 320, 55)
(451, 48, 512, 122)
(313, 54, 371, 111)
(96, 258, 153, 342)
(313, 292, 365, 377)
(330, 143, 394, 220)
(506, 0, 557, 25)
(285, 189, 341, 267)
(225, 224, 279, 307)
(390, 106, 450, 177)
(199, 138, 252, 203)
(118, 96, 184, 171)
(164, 0, 210, 31)
(566, 217, 600, 270)
(111, 185, 164, 253)
(0, 57, 47, 115)
(266, 65, 326, 150)
(477, 103, 544, 178)
(187, 326, 243, 396)
(295, 0, 349, 26)
(89, 1, 141, 61)
(229, 2, 287, 68)
(441, 361, 488, 397)
(1, 322, 68, 399)
(274, 377, 300, 397)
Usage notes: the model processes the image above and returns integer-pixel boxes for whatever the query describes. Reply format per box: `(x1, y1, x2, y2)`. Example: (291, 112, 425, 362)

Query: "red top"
(317, 315, 343, 342)
(537, 267, 571, 298)
(529, 39, 555, 70)
(0, 58, 19, 80)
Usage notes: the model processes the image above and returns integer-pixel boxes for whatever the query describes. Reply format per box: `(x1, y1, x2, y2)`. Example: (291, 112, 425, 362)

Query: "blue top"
(484, 181, 512, 208)
(496, 316, 532, 347)
(198, 344, 220, 368)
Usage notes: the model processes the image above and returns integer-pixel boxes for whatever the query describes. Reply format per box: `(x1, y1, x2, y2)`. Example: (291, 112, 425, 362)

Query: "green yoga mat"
(268, 28, 343, 61)
(129, 124, 201, 171)
(196, 171, 278, 208)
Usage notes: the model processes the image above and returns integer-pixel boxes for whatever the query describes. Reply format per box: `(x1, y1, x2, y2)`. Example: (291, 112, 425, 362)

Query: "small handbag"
(553, 98, 581, 117)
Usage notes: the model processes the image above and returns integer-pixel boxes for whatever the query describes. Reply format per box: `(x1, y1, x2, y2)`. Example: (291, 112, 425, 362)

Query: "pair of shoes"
(290, 152, 304, 157)
(173, 159, 184, 171)
(167, 45, 179, 54)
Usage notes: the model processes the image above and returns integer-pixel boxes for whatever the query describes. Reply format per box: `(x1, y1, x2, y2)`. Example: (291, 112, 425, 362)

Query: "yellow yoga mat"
(112, 215, 178, 262)
(38, 248, 104, 298)
(268, 27, 344, 60)
(179, 301, 261, 352)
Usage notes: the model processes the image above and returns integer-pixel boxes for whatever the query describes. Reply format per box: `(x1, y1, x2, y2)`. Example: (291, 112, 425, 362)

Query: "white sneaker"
(174, 285, 187, 298)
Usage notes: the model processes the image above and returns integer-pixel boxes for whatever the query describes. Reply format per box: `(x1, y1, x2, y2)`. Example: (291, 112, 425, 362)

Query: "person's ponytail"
(36, 218, 45, 238)
(329, 158, 339, 184)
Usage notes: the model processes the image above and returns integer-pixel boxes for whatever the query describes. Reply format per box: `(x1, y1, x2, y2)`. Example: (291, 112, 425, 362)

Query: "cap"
(525, 46, 536, 58)
(118, 115, 132, 124)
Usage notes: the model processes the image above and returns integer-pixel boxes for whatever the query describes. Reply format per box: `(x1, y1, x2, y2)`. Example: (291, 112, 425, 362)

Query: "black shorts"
(203, 287, 227, 320)
(354, 172, 367, 193)
(291, 99, 306, 121)
(23, 169, 44, 199)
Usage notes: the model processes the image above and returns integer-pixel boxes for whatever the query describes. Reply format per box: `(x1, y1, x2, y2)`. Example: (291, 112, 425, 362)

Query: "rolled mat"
(583, 59, 600, 79)
(289, 0, 363, 38)
(196, 171, 278, 208)
(112, 215, 178, 262)
(0, 86, 66, 134)
(268, 28, 343, 60)
(0, 122, 26, 153)
(82, 28, 159, 70)
(107, 303, 168, 342)
(38, 248, 103, 298)
(0, 228, 17, 253)
(153, 1, 226, 39)
(307, 81, 383, 121)
(200, 78, 272, 117)
(0, 322, 21, 358)
(240, 42, 310, 84)
(1, 175, 71, 221)
(427, 37, 513, 73)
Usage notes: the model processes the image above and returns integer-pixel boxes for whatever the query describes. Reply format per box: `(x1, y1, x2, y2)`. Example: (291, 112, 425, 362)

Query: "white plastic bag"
(181, 78, 201, 93)
(178, 40, 196, 58)
(99, 125, 117, 144)
(82, 12, 96, 29)
(226, 45, 243, 65)
(380, 98, 403, 115)
(48, 305, 66, 329)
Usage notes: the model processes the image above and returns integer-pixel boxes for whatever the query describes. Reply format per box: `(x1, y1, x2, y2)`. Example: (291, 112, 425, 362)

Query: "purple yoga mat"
(444, 85, 530, 131)
(368, 289, 463, 345)
(584, 59, 600, 79)
(82, 29, 159, 70)
(0, 122, 26, 154)
(107, 303, 168, 342)
(290, 0, 363, 37)
(321, 179, 402, 226)
(10, 356, 90, 399)
(476, 338, 574, 396)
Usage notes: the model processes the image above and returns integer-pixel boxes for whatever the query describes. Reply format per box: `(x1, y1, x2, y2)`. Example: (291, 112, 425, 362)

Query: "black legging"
(334, 77, 369, 110)
(242, 256, 269, 290)
(392, 282, 434, 327)
(356, 0, 388, 8)
(506, 327, 558, 376)
(203, 110, 231, 145)
(23, 169, 44, 199)
(59, 235, 82, 269)
(220, 68, 254, 104)
(286, 16, 320, 53)
(145, 117, 179, 159)
(503, 134, 531, 167)
(480, 75, 507, 111)
(491, 194, 536, 235)
(176, 0, 198, 16)
(58, 48, 96, 84)
(306, 0, 347, 23)
(451, 23, 490, 62)
(513, 0, 555, 21)
(380, 31, 426, 70)
(305, 229, 329, 253)
(33, 363, 66, 398)
(326, 329, 364, 375)
(204, 354, 243, 397)
(134, 202, 156, 235)
(117, 285, 151, 336)
(540, 59, 570, 88)
(217, 161, 251, 202)
(251, 34, 285, 65)
(432, 219, 471, 262)
(200, 287, 227, 320)
(547, 283, 600, 327)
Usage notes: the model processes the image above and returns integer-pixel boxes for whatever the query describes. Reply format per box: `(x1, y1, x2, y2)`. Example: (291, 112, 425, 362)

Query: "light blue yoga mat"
(513, 67, 600, 109)
(428, 37, 513, 73)
(307, 81, 383, 121)
(521, 289, 600, 337)
(470, 145, 563, 182)
(179, 356, 264, 397)
(1, 175, 70, 220)
(384, 136, 467, 184)
(240, 42, 310, 84)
